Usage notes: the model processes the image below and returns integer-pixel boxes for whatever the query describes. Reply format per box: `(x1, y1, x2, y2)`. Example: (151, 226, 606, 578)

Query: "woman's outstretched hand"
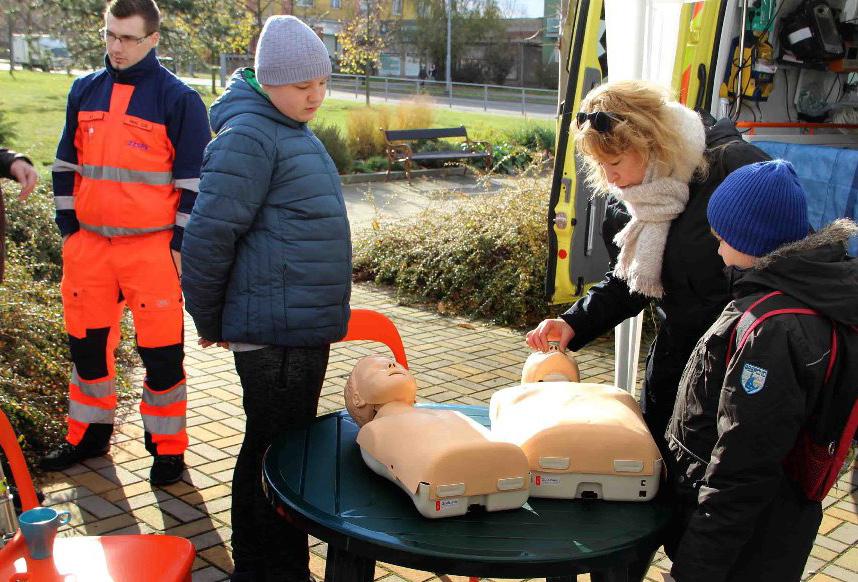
(525, 318, 575, 352)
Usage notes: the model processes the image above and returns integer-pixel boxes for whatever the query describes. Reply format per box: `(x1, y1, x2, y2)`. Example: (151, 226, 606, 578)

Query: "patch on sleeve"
(740, 363, 768, 394)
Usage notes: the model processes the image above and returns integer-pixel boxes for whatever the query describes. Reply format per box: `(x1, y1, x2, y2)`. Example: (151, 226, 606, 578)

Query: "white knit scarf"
(613, 176, 689, 298)
(611, 103, 707, 298)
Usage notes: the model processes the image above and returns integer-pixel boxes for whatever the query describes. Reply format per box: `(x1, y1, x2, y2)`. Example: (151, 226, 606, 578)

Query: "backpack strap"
(726, 290, 838, 384)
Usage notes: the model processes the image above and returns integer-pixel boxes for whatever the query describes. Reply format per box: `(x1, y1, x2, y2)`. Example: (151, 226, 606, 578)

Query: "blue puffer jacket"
(182, 69, 351, 347)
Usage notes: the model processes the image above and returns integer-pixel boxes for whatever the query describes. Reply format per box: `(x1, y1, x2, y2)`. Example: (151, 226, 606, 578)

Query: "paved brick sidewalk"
(36, 283, 857, 582)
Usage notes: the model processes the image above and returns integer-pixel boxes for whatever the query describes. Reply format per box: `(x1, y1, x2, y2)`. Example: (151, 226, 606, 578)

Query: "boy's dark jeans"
(231, 345, 330, 582)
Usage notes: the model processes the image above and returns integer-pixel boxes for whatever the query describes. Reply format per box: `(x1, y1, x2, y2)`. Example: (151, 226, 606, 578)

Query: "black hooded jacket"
(667, 220, 858, 582)
(561, 119, 770, 437)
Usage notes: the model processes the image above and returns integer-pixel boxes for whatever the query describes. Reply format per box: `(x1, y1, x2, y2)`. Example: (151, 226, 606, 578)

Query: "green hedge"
(353, 176, 571, 327)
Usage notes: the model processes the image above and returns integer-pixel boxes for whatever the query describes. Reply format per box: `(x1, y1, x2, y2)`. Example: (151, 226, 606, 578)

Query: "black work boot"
(150, 454, 185, 486)
(39, 441, 110, 471)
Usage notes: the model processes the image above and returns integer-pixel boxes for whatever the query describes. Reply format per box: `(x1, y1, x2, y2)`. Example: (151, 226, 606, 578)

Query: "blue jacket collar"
(104, 49, 160, 84)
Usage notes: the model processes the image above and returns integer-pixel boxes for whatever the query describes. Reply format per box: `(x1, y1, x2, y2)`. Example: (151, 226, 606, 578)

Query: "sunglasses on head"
(576, 111, 621, 133)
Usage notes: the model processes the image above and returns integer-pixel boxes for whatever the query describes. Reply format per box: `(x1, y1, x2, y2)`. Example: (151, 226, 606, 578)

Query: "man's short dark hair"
(106, 0, 161, 34)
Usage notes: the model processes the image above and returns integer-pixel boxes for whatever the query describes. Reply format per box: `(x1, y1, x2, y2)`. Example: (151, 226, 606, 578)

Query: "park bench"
(381, 126, 493, 182)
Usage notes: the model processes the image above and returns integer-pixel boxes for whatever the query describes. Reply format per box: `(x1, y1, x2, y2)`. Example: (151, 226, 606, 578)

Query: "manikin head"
(521, 347, 580, 384)
(345, 355, 417, 426)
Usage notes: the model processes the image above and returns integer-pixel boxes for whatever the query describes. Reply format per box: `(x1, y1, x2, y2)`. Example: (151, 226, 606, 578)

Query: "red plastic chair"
(0, 409, 195, 581)
(341, 309, 409, 368)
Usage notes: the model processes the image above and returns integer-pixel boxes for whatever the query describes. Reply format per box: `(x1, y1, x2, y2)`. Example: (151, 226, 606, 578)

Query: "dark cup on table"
(18, 507, 71, 559)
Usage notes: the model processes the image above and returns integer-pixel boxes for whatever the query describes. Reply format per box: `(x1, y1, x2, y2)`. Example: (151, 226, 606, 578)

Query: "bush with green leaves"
(352, 156, 391, 174)
(507, 124, 556, 154)
(312, 122, 353, 174)
(353, 176, 572, 327)
(489, 141, 539, 174)
(0, 108, 17, 144)
(1, 187, 136, 462)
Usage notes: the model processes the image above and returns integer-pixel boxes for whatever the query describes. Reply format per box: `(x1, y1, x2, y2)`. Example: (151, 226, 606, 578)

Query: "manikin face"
(104, 13, 159, 71)
(521, 348, 580, 384)
(345, 356, 417, 426)
(263, 76, 328, 123)
(712, 231, 757, 268)
(597, 149, 647, 189)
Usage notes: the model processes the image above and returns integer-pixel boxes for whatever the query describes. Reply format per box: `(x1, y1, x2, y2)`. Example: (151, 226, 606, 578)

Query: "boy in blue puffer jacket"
(182, 15, 351, 582)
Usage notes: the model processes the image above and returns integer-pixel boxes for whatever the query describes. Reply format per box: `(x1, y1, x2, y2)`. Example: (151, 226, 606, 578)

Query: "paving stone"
(159, 497, 208, 522)
(829, 522, 858, 545)
(821, 563, 857, 581)
(834, 546, 858, 571)
(102, 480, 155, 503)
(190, 566, 229, 582)
(180, 484, 232, 506)
(77, 512, 139, 535)
(129, 504, 179, 531)
(96, 464, 146, 487)
(189, 526, 232, 551)
(804, 556, 825, 578)
(198, 545, 235, 573)
(44, 485, 94, 505)
(815, 534, 849, 553)
(819, 514, 843, 535)
(113, 489, 173, 511)
(74, 494, 125, 519)
(166, 518, 219, 539)
(828, 507, 858, 525)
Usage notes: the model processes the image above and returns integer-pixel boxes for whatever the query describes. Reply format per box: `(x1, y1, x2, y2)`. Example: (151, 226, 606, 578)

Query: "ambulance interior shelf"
(719, 0, 858, 128)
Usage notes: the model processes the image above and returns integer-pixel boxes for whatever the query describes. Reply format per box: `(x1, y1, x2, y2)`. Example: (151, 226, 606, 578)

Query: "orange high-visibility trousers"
(60, 228, 187, 456)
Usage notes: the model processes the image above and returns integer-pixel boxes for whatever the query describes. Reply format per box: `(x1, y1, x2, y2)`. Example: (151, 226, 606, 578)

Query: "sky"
(502, 0, 545, 18)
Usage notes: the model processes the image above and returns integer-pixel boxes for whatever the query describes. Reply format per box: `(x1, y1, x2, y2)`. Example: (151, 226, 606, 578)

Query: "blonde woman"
(526, 80, 769, 448)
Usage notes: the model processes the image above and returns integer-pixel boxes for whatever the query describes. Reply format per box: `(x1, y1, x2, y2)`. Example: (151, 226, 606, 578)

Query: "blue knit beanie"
(707, 160, 809, 257)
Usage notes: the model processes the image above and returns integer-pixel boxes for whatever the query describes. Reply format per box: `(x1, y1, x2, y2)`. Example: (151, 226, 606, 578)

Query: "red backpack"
(727, 290, 858, 501)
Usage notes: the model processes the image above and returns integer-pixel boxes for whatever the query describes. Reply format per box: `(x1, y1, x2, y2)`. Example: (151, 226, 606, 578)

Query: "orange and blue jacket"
(52, 51, 210, 250)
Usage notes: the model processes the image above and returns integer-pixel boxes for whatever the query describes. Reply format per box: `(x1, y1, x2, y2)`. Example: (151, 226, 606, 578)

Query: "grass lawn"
(0, 69, 553, 174)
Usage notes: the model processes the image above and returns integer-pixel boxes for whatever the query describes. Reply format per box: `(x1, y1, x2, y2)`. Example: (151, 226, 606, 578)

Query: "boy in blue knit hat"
(182, 15, 351, 582)
(663, 160, 858, 582)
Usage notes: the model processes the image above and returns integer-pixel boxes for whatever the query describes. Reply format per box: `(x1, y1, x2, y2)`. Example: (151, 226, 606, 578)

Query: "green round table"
(263, 404, 674, 581)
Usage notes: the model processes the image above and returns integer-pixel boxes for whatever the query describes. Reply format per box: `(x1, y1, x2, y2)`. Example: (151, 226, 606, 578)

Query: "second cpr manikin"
(491, 349, 663, 501)
(343, 350, 663, 519)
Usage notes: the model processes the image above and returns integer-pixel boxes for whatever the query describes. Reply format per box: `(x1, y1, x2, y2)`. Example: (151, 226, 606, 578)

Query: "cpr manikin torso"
(345, 355, 530, 518)
(490, 349, 663, 501)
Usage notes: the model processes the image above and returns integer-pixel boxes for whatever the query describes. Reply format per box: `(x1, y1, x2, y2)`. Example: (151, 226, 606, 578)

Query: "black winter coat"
(561, 119, 770, 441)
(667, 220, 858, 582)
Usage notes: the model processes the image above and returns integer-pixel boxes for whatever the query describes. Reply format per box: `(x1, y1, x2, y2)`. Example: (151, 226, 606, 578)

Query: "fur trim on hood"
(662, 102, 707, 183)
(756, 219, 858, 270)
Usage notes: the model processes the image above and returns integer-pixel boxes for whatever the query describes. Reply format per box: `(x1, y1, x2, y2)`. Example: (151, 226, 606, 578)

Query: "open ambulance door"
(546, 0, 609, 306)
(672, 1, 730, 113)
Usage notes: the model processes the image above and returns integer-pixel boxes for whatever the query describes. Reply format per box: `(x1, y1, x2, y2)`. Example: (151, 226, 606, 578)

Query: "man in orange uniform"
(42, 0, 210, 485)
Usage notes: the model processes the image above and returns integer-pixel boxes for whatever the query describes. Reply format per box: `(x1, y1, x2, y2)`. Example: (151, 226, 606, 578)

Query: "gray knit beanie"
(255, 15, 332, 85)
